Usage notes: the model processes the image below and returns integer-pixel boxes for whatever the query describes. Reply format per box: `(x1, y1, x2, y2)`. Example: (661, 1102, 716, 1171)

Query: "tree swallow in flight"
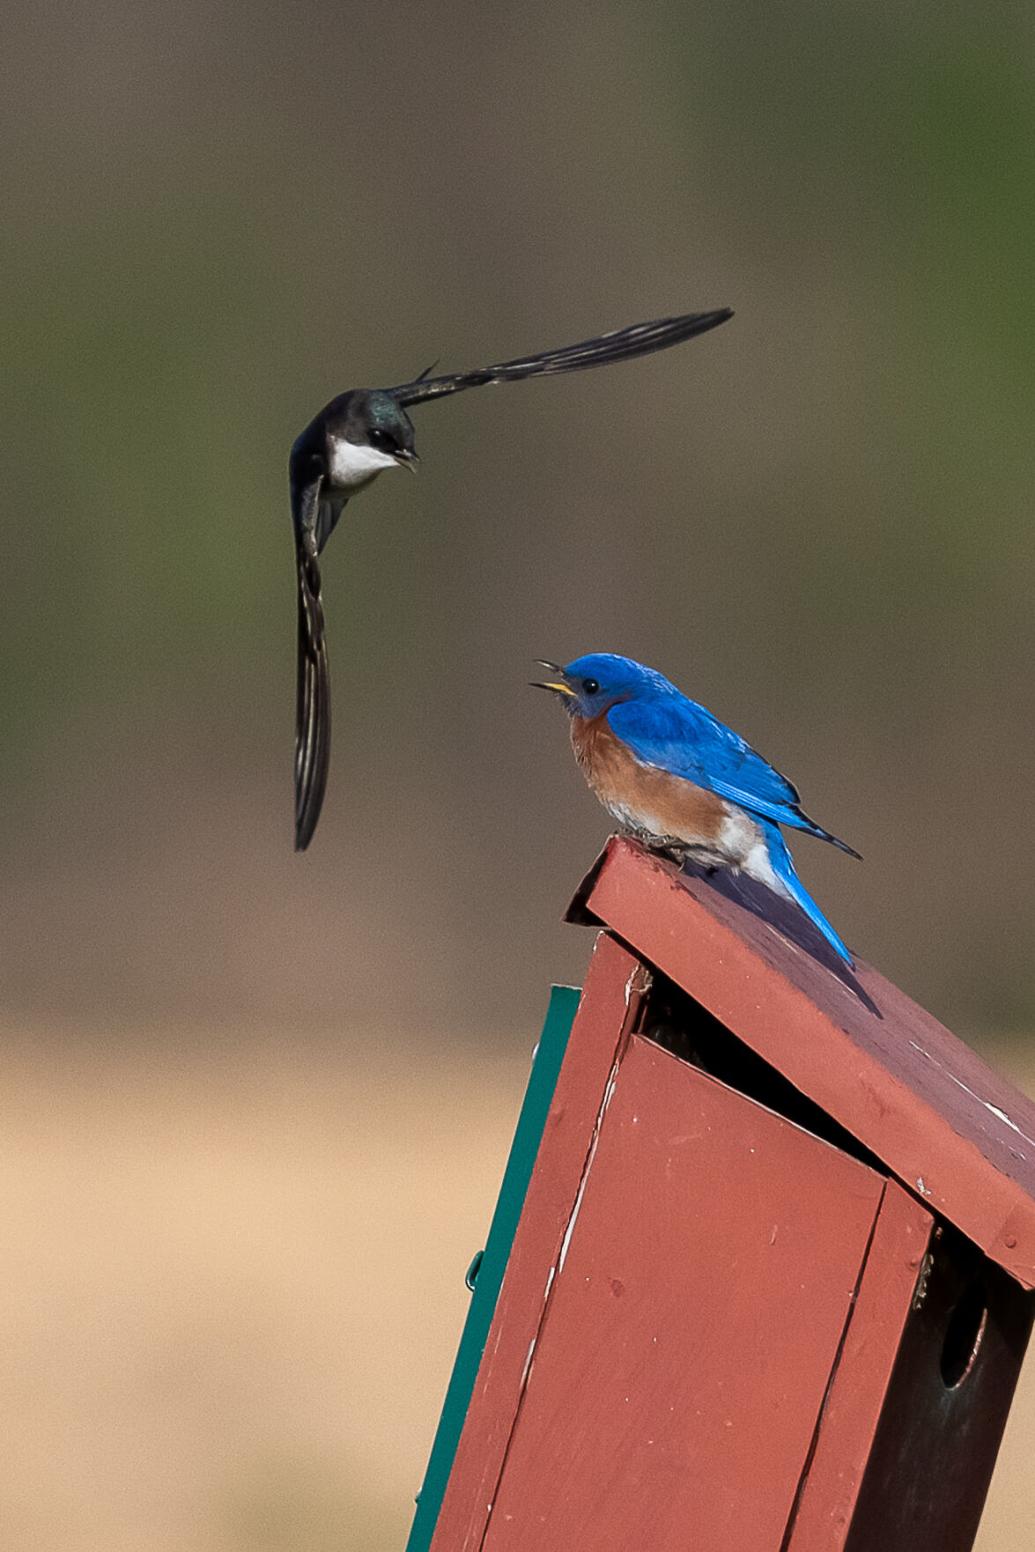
(289, 308, 733, 850)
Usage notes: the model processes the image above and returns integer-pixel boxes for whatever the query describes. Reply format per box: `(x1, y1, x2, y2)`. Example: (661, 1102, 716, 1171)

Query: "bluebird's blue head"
(531, 653, 679, 718)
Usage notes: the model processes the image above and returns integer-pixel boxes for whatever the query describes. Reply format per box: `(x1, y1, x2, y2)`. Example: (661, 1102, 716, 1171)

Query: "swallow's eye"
(582, 678, 600, 696)
(369, 428, 392, 451)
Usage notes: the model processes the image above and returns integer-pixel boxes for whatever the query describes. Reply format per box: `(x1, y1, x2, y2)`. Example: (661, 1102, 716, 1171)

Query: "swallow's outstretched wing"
(387, 309, 733, 407)
(291, 462, 332, 852)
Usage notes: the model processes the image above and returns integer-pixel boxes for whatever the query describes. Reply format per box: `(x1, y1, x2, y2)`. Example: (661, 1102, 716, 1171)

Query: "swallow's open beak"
(393, 448, 420, 472)
(530, 660, 576, 696)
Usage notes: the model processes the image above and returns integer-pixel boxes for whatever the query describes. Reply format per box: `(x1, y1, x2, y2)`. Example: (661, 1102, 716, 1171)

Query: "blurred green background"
(2, 1, 1034, 1548)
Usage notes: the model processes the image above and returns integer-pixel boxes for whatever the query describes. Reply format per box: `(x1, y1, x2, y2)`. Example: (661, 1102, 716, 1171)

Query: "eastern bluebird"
(533, 653, 859, 965)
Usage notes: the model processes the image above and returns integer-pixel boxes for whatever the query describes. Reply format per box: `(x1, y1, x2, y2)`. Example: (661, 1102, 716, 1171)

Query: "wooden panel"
(843, 1228, 1034, 1552)
(571, 838, 1035, 1287)
(481, 1036, 886, 1551)
(784, 1180, 935, 1549)
(429, 933, 651, 1552)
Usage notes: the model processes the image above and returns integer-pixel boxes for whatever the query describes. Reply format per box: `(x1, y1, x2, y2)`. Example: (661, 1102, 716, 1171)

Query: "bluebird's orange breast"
(570, 710, 731, 850)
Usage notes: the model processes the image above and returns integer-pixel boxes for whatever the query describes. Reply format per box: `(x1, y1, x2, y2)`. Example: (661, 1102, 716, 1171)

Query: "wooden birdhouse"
(406, 837, 1035, 1552)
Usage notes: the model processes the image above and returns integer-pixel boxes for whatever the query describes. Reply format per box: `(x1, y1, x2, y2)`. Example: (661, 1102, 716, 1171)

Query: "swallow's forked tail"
(762, 823, 853, 966)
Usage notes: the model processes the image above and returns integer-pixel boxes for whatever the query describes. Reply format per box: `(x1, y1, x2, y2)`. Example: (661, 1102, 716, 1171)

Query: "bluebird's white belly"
(715, 807, 784, 893)
(601, 789, 776, 883)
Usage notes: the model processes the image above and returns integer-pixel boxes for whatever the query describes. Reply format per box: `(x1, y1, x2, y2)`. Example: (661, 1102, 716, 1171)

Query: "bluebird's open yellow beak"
(530, 660, 577, 697)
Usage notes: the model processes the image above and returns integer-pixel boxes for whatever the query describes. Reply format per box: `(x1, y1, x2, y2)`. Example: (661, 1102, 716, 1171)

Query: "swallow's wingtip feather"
(389, 305, 735, 404)
(293, 571, 331, 854)
(294, 789, 323, 851)
(294, 656, 330, 851)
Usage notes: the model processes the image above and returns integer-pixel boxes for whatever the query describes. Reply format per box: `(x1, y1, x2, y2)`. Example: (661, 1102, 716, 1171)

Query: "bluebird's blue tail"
(761, 822, 853, 966)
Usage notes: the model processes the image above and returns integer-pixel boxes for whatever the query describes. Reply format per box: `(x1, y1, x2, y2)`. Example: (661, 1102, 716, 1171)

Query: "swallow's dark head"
(315, 389, 418, 491)
(359, 390, 417, 457)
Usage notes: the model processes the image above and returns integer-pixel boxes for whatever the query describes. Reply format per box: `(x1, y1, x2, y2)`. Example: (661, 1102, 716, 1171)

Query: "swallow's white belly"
(328, 438, 398, 489)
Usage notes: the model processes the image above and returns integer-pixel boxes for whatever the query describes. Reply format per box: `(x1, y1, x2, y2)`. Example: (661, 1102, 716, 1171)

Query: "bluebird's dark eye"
(582, 678, 600, 696)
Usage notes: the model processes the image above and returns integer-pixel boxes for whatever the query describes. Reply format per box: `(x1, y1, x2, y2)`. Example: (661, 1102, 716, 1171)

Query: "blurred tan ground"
(1, 1021, 1032, 1552)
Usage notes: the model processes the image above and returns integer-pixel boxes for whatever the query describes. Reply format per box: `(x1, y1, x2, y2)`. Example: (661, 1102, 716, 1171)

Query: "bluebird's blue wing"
(606, 696, 800, 815)
(606, 696, 859, 857)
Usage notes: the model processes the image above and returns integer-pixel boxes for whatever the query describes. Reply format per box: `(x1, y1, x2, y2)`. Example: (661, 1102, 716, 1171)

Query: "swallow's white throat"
(328, 436, 400, 488)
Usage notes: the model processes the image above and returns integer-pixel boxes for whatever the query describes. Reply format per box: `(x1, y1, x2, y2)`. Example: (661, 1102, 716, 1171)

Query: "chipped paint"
(908, 1040, 1035, 1154)
(911, 1251, 935, 1310)
(985, 1101, 1035, 1152)
(541, 966, 645, 1298)
(558, 1034, 628, 1275)
(557, 1124, 601, 1275)
(519, 1337, 537, 1389)
(623, 961, 646, 1013)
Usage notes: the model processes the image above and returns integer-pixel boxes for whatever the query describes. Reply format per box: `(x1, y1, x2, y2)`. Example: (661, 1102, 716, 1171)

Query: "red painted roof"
(567, 837, 1035, 1288)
